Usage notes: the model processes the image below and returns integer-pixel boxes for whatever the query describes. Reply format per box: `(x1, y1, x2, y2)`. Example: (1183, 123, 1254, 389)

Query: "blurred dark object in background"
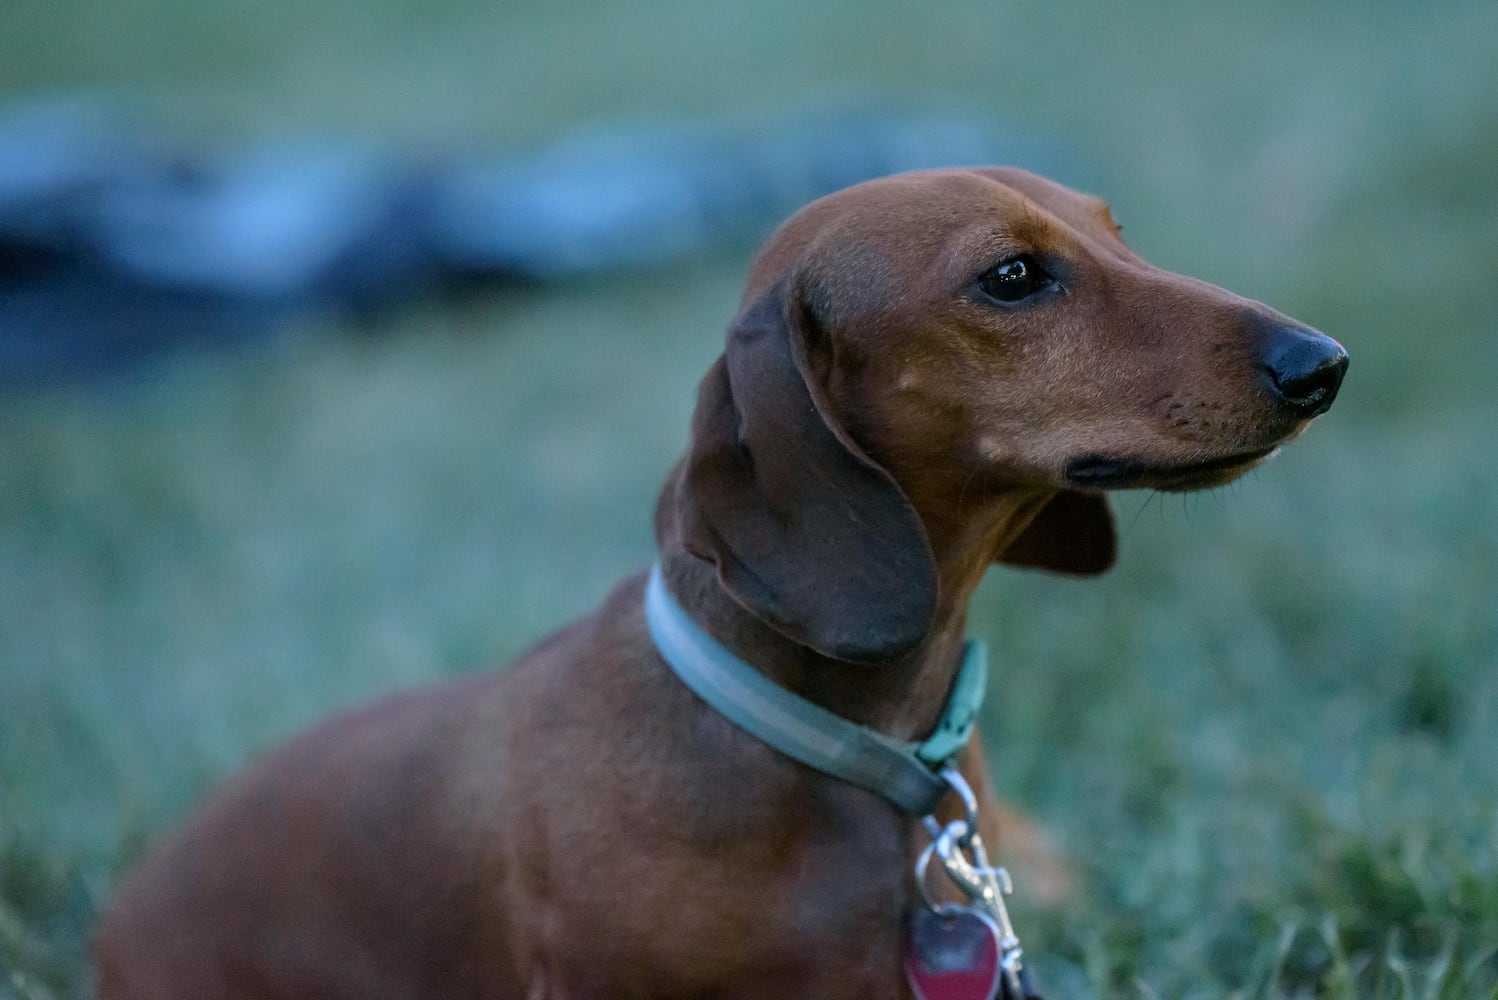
(0, 98, 1071, 384)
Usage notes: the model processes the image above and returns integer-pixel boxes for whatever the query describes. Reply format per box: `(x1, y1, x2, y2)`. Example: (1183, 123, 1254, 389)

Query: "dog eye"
(977, 255, 1053, 303)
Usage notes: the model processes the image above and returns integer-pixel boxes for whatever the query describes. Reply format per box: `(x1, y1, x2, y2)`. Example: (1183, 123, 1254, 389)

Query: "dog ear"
(675, 282, 939, 664)
(997, 491, 1116, 575)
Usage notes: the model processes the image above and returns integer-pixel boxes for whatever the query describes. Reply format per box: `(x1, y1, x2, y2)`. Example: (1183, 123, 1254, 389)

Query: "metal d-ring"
(938, 767, 980, 828)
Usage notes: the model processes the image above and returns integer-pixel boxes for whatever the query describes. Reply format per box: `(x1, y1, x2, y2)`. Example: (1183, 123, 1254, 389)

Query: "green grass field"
(2, 1, 1497, 996)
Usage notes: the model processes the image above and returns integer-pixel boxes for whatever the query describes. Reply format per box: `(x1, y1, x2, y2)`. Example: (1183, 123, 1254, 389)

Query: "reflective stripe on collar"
(644, 564, 987, 816)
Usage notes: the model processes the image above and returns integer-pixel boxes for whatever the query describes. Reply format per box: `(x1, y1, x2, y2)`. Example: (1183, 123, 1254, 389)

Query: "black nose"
(1262, 326, 1348, 417)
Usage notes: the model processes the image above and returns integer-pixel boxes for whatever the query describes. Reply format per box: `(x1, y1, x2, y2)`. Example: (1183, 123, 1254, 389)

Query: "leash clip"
(914, 767, 1036, 998)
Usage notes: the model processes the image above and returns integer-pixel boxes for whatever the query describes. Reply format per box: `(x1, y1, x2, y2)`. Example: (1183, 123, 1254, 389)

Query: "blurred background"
(1, 1, 1495, 996)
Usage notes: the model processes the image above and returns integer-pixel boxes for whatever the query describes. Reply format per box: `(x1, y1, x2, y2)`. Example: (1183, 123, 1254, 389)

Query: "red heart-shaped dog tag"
(905, 906, 1003, 1000)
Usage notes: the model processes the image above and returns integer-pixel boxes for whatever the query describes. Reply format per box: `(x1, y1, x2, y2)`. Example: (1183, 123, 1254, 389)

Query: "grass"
(2, 0, 1497, 996)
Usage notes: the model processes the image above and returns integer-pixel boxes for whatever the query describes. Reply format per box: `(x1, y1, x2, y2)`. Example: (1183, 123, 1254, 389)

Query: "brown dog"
(95, 167, 1346, 998)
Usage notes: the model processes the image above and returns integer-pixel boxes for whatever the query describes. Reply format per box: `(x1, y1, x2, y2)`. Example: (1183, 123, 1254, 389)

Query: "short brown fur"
(95, 168, 1344, 999)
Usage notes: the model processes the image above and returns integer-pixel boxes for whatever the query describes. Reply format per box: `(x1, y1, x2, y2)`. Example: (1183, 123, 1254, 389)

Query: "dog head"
(672, 168, 1347, 662)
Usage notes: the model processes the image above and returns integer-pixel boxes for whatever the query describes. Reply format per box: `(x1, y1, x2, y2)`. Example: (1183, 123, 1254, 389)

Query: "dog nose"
(1262, 326, 1348, 416)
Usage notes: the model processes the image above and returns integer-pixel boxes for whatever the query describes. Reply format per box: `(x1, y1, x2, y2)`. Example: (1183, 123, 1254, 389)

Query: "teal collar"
(644, 564, 987, 816)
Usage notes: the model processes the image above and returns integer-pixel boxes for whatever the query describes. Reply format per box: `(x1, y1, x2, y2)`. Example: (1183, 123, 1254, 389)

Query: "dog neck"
(654, 462, 1053, 741)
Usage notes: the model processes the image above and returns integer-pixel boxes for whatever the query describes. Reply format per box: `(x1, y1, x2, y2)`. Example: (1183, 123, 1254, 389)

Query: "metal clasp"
(915, 767, 1028, 992)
